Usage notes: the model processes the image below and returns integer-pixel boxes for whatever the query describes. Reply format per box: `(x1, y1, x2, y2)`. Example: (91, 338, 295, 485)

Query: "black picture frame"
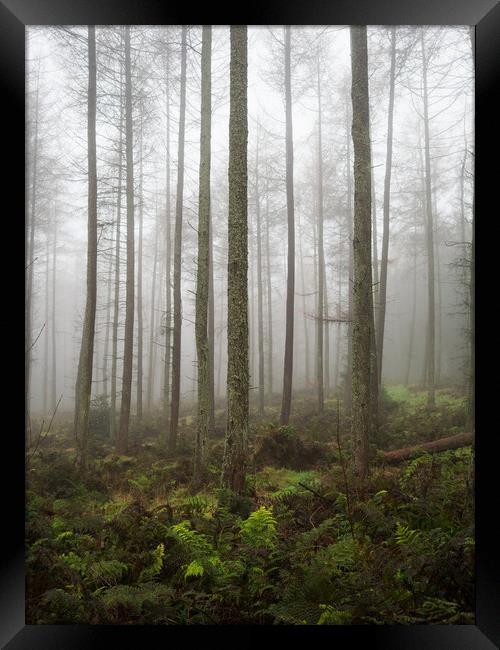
(2, 0, 499, 646)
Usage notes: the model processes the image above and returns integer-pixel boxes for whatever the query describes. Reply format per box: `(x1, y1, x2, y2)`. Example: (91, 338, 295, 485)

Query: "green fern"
(139, 543, 165, 581)
(395, 521, 420, 546)
(317, 604, 352, 625)
(170, 521, 215, 557)
(240, 506, 277, 550)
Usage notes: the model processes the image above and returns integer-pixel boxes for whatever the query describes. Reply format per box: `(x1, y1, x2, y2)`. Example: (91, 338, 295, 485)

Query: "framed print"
(1, 0, 499, 646)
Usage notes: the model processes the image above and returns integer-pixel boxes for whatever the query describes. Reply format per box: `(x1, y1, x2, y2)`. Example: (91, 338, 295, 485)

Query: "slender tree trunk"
(334, 258, 342, 388)
(136, 129, 144, 421)
(265, 187, 273, 398)
(350, 25, 373, 480)
(217, 273, 224, 400)
(43, 232, 50, 414)
(110, 73, 124, 442)
(102, 235, 113, 400)
(280, 26, 295, 425)
(298, 210, 310, 388)
(117, 25, 135, 455)
(344, 98, 354, 410)
(371, 171, 379, 319)
(255, 134, 265, 416)
(163, 43, 172, 435)
(194, 26, 212, 485)
(316, 55, 324, 414)
(168, 26, 187, 452)
(434, 206, 442, 386)
(421, 31, 436, 409)
(74, 25, 98, 468)
(376, 26, 396, 387)
(51, 212, 57, 412)
(147, 213, 159, 411)
(208, 210, 216, 433)
(324, 265, 330, 400)
(405, 212, 418, 386)
(221, 25, 248, 493)
(249, 231, 255, 386)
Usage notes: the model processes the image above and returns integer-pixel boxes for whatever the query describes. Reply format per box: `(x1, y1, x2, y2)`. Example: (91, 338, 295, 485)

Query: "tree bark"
(136, 128, 144, 421)
(43, 232, 50, 414)
(208, 209, 216, 433)
(421, 30, 436, 410)
(255, 131, 265, 416)
(280, 26, 295, 425)
(74, 25, 98, 468)
(147, 211, 159, 411)
(51, 211, 57, 412)
(376, 26, 396, 387)
(298, 210, 310, 388)
(316, 54, 325, 414)
(194, 26, 212, 485)
(344, 97, 354, 410)
(382, 432, 474, 464)
(168, 26, 187, 453)
(350, 25, 374, 481)
(163, 41, 173, 436)
(117, 25, 135, 455)
(221, 25, 248, 494)
(265, 186, 273, 399)
(110, 68, 124, 443)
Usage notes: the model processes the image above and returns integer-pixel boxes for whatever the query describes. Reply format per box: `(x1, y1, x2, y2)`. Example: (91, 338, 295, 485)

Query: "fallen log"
(381, 431, 474, 464)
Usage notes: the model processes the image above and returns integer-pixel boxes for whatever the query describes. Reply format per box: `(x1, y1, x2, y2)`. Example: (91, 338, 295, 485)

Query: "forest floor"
(26, 385, 474, 625)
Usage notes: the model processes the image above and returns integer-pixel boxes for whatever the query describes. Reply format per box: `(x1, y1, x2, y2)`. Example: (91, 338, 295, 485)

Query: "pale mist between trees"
(25, 25, 473, 486)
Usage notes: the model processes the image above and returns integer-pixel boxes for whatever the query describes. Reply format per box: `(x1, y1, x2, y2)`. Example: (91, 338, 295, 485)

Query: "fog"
(26, 25, 473, 422)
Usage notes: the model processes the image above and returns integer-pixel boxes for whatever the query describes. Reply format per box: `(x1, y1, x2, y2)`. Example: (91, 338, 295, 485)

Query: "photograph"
(23, 23, 477, 627)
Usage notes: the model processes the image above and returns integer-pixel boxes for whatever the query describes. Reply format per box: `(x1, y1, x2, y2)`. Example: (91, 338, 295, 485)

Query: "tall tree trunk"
(208, 210, 216, 433)
(434, 202, 442, 386)
(316, 54, 325, 414)
(298, 210, 310, 388)
(255, 133, 265, 416)
(136, 129, 144, 421)
(217, 273, 224, 400)
(75, 25, 98, 468)
(147, 212, 159, 411)
(421, 30, 436, 409)
(376, 26, 396, 387)
(350, 25, 374, 480)
(194, 25, 212, 485)
(344, 98, 354, 410)
(371, 170, 379, 319)
(249, 231, 255, 386)
(168, 26, 187, 452)
(334, 256, 342, 388)
(51, 211, 57, 412)
(163, 42, 172, 435)
(110, 70, 124, 442)
(405, 212, 418, 386)
(265, 184, 273, 398)
(280, 26, 295, 425)
(43, 232, 50, 414)
(222, 25, 248, 493)
(102, 233, 113, 400)
(117, 25, 135, 455)
(324, 265, 330, 400)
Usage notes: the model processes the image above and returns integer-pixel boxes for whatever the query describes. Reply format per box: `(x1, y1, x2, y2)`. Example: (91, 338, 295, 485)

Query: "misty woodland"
(26, 25, 474, 625)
